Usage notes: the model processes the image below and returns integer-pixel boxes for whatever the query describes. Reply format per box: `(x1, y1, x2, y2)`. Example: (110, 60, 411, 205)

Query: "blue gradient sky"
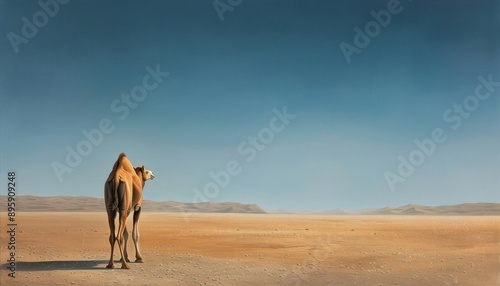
(1, 0, 499, 210)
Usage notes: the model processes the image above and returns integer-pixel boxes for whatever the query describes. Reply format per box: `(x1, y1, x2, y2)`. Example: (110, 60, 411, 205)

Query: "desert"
(1, 199, 499, 285)
(3, 1, 499, 285)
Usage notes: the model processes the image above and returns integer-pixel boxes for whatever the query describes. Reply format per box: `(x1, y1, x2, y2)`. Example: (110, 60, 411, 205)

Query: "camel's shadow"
(2, 260, 110, 271)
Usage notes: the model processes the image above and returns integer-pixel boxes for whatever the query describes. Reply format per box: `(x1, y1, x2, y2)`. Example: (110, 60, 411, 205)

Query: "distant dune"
(0, 195, 266, 214)
(365, 203, 500, 216)
(270, 203, 500, 216)
(1, 196, 498, 215)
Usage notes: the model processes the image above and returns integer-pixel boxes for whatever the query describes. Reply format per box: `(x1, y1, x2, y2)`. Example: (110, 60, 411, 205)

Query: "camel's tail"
(111, 179, 119, 211)
(105, 178, 119, 211)
(106, 153, 127, 211)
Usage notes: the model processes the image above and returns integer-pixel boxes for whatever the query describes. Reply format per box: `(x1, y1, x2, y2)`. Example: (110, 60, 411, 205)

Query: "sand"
(1, 212, 499, 285)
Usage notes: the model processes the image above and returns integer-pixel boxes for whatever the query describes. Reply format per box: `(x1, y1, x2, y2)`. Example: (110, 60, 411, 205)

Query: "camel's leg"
(121, 225, 131, 263)
(105, 210, 116, 269)
(132, 207, 144, 263)
(116, 210, 130, 269)
(115, 183, 130, 269)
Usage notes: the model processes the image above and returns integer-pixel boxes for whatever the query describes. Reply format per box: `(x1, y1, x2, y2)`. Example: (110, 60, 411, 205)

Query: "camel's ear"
(140, 165, 145, 171)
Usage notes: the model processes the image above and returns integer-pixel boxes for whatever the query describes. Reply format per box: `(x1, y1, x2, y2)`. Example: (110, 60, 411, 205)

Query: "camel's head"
(135, 165, 155, 181)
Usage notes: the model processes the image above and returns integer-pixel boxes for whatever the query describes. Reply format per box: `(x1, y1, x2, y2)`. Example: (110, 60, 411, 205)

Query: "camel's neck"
(136, 174, 146, 189)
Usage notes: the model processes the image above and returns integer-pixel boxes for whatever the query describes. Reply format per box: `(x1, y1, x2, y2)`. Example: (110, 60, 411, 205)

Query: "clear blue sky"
(1, 0, 499, 210)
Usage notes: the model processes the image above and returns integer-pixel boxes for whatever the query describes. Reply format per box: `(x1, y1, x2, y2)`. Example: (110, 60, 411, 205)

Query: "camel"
(104, 153, 155, 269)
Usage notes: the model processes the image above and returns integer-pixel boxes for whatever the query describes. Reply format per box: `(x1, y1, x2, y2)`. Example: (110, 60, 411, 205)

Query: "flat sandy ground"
(1, 212, 499, 285)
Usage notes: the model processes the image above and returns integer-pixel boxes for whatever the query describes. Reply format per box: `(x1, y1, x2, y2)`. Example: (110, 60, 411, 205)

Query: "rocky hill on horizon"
(0, 195, 266, 214)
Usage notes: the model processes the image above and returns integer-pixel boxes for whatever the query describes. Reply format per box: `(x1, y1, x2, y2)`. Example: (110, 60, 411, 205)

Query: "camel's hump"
(118, 155, 134, 173)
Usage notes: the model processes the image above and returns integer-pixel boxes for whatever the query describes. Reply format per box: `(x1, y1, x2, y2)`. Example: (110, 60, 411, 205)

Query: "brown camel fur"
(104, 153, 154, 269)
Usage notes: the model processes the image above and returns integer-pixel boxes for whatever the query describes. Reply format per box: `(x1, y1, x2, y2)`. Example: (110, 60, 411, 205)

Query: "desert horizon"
(1, 195, 499, 216)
